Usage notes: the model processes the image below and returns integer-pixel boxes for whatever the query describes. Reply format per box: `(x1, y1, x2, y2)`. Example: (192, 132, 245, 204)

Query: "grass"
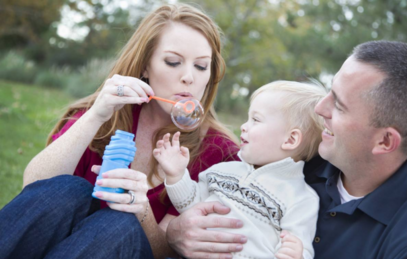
(0, 81, 74, 208)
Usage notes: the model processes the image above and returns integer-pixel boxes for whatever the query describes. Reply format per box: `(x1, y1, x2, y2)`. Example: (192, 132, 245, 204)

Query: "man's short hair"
(353, 41, 407, 155)
(251, 80, 327, 161)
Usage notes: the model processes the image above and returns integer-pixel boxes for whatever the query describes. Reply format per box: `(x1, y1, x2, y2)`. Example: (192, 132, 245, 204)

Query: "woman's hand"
(91, 165, 149, 215)
(153, 132, 190, 185)
(89, 74, 154, 124)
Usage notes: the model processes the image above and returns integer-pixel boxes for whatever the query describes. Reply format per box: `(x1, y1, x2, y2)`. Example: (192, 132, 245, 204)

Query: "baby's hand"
(275, 230, 304, 259)
(153, 132, 189, 184)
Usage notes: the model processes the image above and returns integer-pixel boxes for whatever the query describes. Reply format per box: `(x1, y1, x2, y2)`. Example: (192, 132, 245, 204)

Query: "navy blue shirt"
(304, 157, 407, 259)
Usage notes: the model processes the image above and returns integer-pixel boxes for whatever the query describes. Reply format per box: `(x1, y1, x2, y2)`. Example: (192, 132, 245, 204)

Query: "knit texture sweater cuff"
(165, 169, 195, 204)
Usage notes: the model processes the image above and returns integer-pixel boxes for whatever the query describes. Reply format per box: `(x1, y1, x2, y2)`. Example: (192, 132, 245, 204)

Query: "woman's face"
(145, 22, 212, 114)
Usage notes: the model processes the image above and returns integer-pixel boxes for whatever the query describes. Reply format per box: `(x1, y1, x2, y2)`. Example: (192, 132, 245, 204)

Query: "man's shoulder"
(303, 155, 329, 183)
(372, 199, 407, 258)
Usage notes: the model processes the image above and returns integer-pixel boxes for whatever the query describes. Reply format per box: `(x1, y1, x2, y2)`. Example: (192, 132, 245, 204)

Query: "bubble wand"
(148, 96, 196, 114)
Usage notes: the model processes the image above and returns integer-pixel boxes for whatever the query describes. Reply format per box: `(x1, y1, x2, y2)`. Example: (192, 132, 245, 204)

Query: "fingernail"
(225, 255, 232, 259)
(96, 180, 103, 185)
(91, 165, 96, 172)
(95, 192, 103, 198)
(236, 244, 243, 250)
(149, 91, 155, 96)
(102, 173, 109, 178)
(240, 237, 247, 243)
(236, 221, 243, 228)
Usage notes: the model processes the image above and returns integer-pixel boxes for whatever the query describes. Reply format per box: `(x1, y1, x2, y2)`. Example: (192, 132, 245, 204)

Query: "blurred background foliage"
(1, 0, 406, 110)
(0, 0, 406, 206)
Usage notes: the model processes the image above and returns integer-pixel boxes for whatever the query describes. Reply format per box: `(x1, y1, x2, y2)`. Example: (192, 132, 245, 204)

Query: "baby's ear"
(281, 129, 302, 151)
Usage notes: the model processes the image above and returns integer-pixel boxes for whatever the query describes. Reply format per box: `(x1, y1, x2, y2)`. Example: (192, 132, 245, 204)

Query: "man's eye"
(334, 101, 342, 111)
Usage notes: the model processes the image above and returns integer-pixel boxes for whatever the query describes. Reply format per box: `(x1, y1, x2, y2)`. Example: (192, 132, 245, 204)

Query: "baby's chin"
(240, 152, 255, 165)
(240, 153, 270, 168)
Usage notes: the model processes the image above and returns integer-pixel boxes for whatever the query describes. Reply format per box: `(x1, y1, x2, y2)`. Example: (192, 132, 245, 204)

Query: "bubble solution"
(92, 130, 136, 200)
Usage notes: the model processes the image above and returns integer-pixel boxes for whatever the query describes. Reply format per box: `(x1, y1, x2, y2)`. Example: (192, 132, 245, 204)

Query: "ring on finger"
(128, 190, 136, 204)
(117, 85, 125, 97)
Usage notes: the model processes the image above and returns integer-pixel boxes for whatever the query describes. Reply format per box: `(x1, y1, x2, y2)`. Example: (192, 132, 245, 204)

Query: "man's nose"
(314, 94, 331, 119)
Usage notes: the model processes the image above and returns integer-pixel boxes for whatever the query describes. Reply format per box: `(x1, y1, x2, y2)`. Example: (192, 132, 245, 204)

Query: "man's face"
(314, 56, 386, 170)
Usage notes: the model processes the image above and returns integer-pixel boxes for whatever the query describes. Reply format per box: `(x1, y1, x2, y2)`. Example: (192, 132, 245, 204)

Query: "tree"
(0, 0, 65, 49)
(180, 0, 407, 113)
(182, 0, 323, 113)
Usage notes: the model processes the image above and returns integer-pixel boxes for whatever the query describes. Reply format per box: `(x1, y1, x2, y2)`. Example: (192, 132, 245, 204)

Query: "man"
(166, 40, 407, 259)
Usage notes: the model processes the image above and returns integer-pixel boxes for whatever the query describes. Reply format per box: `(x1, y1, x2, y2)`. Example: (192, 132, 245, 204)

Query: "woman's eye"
(165, 61, 180, 67)
(195, 64, 207, 71)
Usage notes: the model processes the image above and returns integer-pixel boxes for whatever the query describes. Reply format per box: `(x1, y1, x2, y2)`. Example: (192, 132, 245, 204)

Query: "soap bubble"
(171, 98, 204, 131)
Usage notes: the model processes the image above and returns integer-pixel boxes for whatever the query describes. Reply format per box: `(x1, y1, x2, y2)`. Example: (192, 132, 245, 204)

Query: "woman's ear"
(372, 127, 401, 155)
(142, 69, 149, 79)
(281, 129, 302, 151)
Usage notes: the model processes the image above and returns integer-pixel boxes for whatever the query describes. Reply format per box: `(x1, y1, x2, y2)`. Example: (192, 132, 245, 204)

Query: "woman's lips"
(174, 92, 193, 98)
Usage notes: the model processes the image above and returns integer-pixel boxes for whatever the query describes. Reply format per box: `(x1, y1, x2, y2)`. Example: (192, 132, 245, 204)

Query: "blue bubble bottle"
(92, 130, 136, 200)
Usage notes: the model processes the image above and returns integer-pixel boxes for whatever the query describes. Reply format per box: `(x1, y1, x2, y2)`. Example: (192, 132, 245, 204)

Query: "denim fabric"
(0, 175, 154, 259)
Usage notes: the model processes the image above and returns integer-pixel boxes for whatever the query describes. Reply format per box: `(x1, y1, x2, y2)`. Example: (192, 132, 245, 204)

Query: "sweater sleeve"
(276, 193, 319, 259)
(165, 168, 211, 213)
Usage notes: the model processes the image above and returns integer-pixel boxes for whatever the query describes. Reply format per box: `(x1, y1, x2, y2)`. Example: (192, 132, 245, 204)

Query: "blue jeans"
(0, 175, 154, 259)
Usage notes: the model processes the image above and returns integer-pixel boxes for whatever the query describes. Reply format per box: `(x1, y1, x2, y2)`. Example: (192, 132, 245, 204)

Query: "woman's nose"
(181, 68, 194, 85)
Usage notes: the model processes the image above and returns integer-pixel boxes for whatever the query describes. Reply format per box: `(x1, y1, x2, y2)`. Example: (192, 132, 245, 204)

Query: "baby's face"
(240, 91, 290, 167)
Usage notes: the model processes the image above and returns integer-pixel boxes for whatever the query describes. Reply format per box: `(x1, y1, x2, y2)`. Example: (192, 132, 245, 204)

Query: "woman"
(0, 4, 239, 259)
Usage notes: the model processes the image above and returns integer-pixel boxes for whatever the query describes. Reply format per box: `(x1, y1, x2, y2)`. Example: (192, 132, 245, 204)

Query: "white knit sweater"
(165, 155, 319, 259)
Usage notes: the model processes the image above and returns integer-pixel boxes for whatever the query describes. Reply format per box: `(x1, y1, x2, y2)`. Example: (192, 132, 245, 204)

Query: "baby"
(154, 81, 327, 259)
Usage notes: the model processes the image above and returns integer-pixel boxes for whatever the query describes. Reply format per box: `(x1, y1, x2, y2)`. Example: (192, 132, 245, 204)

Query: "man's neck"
(341, 157, 406, 197)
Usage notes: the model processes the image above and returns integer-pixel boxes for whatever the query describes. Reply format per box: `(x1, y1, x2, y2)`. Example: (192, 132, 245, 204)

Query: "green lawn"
(0, 81, 74, 208)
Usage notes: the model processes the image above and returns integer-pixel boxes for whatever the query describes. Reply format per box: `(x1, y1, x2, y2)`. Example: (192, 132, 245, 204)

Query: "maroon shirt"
(52, 104, 239, 223)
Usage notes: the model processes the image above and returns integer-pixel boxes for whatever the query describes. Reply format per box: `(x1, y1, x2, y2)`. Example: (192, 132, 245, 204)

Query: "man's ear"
(281, 129, 302, 151)
(372, 127, 401, 155)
